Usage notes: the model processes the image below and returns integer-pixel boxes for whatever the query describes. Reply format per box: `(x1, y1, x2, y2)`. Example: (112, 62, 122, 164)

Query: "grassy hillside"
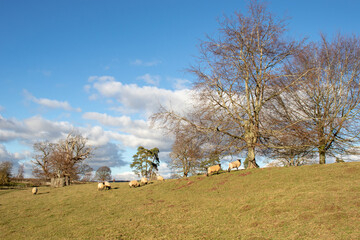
(1, 162, 359, 239)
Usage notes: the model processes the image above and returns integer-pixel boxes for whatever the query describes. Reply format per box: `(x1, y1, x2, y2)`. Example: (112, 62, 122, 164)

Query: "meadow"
(0, 162, 359, 239)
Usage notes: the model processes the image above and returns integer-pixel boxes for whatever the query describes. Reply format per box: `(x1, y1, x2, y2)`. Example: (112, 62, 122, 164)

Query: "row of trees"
(151, 0, 360, 176)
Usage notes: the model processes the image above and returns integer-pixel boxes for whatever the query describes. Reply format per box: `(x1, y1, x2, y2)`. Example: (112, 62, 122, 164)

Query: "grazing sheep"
(104, 181, 111, 190)
(129, 180, 140, 188)
(228, 159, 242, 172)
(32, 187, 38, 195)
(207, 164, 222, 176)
(140, 177, 148, 185)
(157, 175, 164, 181)
(97, 182, 105, 191)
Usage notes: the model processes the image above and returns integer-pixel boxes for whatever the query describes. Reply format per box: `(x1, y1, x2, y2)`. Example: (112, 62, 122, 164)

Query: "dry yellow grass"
(0, 162, 359, 239)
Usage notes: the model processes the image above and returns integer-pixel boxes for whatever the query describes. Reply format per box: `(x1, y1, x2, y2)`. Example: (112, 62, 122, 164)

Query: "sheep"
(140, 177, 148, 185)
(228, 159, 242, 172)
(207, 164, 221, 176)
(129, 180, 140, 188)
(157, 175, 164, 181)
(32, 187, 38, 195)
(104, 181, 111, 190)
(97, 182, 105, 191)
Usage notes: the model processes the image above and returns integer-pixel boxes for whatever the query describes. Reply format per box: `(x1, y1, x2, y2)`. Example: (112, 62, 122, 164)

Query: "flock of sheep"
(98, 160, 241, 190)
(128, 175, 164, 188)
(31, 160, 241, 194)
(207, 159, 242, 176)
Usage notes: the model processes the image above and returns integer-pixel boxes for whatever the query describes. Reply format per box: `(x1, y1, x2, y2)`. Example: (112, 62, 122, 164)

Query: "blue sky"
(1, 0, 359, 179)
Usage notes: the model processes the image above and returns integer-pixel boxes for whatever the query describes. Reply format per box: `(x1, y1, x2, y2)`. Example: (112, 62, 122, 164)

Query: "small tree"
(78, 163, 93, 182)
(0, 161, 13, 185)
(95, 166, 112, 182)
(169, 131, 203, 177)
(130, 146, 160, 179)
(16, 164, 24, 179)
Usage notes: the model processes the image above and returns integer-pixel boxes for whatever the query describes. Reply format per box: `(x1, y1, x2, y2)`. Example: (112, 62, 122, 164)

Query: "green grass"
(1, 162, 359, 239)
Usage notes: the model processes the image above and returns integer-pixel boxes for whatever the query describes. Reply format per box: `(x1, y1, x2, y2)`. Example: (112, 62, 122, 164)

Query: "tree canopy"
(130, 146, 160, 179)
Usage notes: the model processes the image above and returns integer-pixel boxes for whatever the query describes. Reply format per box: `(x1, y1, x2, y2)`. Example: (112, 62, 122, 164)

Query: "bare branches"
(32, 132, 94, 181)
(152, 0, 303, 168)
(268, 34, 360, 164)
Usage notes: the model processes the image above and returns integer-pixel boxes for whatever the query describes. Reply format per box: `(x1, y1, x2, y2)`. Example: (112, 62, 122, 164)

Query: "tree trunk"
(51, 177, 65, 188)
(245, 122, 259, 169)
(65, 175, 70, 186)
(319, 147, 326, 164)
(246, 145, 259, 169)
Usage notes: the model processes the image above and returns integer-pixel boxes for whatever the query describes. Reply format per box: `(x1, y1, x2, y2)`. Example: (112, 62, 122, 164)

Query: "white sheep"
(97, 182, 105, 191)
(228, 159, 241, 172)
(104, 181, 111, 190)
(140, 177, 148, 185)
(32, 187, 38, 195)
(129, 180, 140, 188)
(157, 175, 164, 181)
(207, 164, 221, 176)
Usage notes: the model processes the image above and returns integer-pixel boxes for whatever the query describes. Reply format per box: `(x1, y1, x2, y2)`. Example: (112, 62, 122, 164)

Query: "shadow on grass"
(37, 192, 50, 195)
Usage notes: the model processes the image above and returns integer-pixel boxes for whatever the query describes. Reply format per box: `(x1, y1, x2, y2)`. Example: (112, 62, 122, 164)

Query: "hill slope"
(1, 162, 359, 239)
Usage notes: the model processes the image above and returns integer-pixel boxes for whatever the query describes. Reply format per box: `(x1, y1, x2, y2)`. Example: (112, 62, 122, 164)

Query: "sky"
(1, 0, 360, 180)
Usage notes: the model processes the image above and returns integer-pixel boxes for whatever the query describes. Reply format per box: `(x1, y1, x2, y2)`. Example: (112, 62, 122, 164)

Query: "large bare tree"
(270, 34, 360, 164)
(152, 0, 303, 168)
(32, 132, 93, 184)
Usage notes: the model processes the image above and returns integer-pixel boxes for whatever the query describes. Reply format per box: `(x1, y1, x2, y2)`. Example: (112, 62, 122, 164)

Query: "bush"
(0, 161, 13, 185)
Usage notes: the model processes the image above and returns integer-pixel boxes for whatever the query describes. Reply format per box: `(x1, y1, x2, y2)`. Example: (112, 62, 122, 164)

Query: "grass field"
(1, 162, 359, 239)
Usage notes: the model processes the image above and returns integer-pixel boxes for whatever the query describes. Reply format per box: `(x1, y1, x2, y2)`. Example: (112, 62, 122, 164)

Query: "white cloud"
(137, 73, 161, 86)
(82, 112, 173, 150)
(131, 59, 162, 67)
(0, 105, 4, 112)
(170, 77, 191, 90)
(114, 171, 138, 181)
(0, 114, 73, 143)
(0, 144, 25, 162)
(23, 90, 81, 112)
(87, 75, 193, 117)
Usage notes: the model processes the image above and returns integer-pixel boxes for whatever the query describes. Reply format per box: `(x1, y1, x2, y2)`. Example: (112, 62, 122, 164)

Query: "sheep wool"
(129, 180, 140, 188)
(98, 182, 105, 191)
(104, 181, 111, 190)
(228, 159, 241, 172)
(207, 164, 221, 176)
(157, 175, 164, 181)
(140, 177, 148, 185)
(32, 187, 38, 195)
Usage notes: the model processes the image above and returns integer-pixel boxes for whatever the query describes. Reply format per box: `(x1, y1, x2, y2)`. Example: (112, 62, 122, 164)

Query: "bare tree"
(16, 164, 24, 179)
(272, 34, 360, 164)
(32, 132, 93, 184)
(95, 166, 112, 182)
(152, 0, 303, 168)
(169, 130, 203, 177)
(78, 163, 93, 182)
(55, 132, 93, 184)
